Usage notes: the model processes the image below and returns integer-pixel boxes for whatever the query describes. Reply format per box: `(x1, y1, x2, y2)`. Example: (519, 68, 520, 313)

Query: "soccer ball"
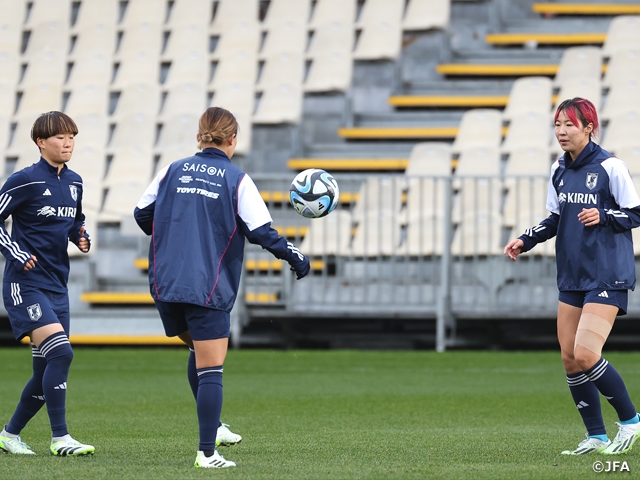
(289, 169, 339, 218)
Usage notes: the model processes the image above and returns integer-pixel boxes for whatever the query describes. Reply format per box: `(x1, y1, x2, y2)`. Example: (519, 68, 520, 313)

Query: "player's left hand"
(578, 208, 600, 227)
(78, 226, 90, 253)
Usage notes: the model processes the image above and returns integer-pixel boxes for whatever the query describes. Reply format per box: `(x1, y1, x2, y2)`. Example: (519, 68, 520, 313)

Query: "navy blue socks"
(567, 371, 606, 436)
(6, 344, 47, 435)
(40, 332, 74, 437)
(196, 366, 223, 452)
(585, 357, 638, 423)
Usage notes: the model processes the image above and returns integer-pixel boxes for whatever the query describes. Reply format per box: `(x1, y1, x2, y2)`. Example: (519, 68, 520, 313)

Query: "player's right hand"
(290, 256, 310, 280)
(503, 239, 523, 262)
(23, 254, 37, 271)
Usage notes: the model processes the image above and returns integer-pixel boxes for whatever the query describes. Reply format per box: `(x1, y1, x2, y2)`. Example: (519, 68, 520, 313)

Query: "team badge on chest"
(69, 185, 78, 201)
(586, 172, 598, 190)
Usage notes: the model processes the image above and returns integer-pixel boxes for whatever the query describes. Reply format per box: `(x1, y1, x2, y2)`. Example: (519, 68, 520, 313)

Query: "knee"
(47, 343, 74, 366)
(574, 347, 598, 371)
(561, 349, 577, 371)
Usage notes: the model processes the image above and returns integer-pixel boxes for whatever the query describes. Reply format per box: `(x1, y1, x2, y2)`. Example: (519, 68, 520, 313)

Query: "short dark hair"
(30, 111, 78, 146)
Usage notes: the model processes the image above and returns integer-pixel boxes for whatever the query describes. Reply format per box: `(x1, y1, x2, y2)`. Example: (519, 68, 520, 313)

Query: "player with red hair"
(505, 97, 640, 455)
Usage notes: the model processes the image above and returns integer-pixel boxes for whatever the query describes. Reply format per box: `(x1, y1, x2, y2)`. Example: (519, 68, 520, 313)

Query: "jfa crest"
(586, 172, 598, 190)
(27, 303, 42, 321)
(69, 185, 78, 201)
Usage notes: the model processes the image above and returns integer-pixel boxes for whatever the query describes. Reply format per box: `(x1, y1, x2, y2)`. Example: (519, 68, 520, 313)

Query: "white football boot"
(603, 421, 640, 455)
(217, 423, 242, 446)
(561, 435, 611, 455)
(194, 450, 236, 468)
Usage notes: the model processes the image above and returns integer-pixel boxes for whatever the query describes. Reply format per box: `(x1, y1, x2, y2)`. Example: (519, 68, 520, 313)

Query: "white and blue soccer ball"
(289, 168, 339, 218)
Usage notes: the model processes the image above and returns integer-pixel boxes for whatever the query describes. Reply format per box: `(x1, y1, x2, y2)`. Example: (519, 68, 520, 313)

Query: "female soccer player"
(134, 107, 309, 468)
(0, 112, 94, 456)
(504, 97, 640, 455)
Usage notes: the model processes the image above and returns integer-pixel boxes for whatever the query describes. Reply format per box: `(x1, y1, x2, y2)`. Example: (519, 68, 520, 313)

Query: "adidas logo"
(605, 395, 614, 400)
(54, 382, 67, 390)
(577, 401, 589, 409)
(43, 189, 51, 196)
(32, 395, 45, 401)
(559, 179, 564, 187)
(598, 291, 609, 298)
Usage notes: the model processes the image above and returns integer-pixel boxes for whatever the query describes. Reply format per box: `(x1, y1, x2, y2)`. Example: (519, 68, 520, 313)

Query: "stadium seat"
(502, 77, 553, 121)
(351, 210, 401, 257)
(554, 77, 602, 112)
(503, 149, 550, 228)
(299, 210, 353, 256)
(210, 50, 259, 88)
(403, 176, 449, 228)
(351, 177, 405, 221)
(401, 211, 447, 256)
(111, 83, 161, 118)
(403, 0, 450, 31)
(262, 0, 311, 25)
(14, 83, 63, 119)
(617, 146, 640, 176)
(25, 0, 69, 28)
(602, 15, 640, 58)
(162, 19, 209, 87)
(159, 83, 207, 119)
(601, 80, 640, 120)
(210, 82, 253, 155)
(505, 147, 552, 176)
(253, 52, 304, 124)
(156, 113, 199, 148)
(450, 211, 503, 256)
(501, 112, 551, 154)
(108, 113, 157, 151)
(166, 0, 210, 27)
(451, 109, 503, 153)
(309, 0, 357, 25)
(21, 30, 68, 87)
(212, 0, 259, 28)
(452, 147, 501, 224)
(65, 83, 110, 117)
(455, 145, 501, 176)
(405, 142, 452, 176)
(304, 21, 354, 92)
(601, 111, 640, 153)
(112, 5, 163, 88)
(553, 46, 602, 87)
(353, 0, 404, 60)
(602, 50, 640, 88)
(0, 0, 23, 86)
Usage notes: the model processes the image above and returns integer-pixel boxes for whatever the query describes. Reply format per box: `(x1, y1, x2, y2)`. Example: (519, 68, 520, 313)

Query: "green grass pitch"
(1, 348, 639, 479)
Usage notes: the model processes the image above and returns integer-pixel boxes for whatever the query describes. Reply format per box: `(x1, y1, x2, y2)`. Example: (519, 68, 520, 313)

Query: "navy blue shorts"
(2, 282, 70, 341)
(154, 300, 230, 341)
(559, 289, 628, 316)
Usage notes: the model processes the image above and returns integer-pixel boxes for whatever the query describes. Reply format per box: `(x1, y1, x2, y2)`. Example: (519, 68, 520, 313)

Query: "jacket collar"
(37, 157, 68, 175)
(197, 148, 231, 162)
(564, 141, 600, 170)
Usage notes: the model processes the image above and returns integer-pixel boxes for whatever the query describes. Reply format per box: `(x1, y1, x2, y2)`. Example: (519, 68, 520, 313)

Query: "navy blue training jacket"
(134, 148, 308, 311)
(519, 141, 640, 291)
(0, 158, 89, 292)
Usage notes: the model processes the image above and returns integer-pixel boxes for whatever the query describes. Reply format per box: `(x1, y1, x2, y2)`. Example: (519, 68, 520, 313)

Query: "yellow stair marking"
(287, 158, 410, 170)
(338, 126, 459, 139)
(532, 3, 640, 15)
(436, 64, 560, 76)
(485, 33, 606, 45)
(261, 191, 359, 204)
(389, 95, 510, 107)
